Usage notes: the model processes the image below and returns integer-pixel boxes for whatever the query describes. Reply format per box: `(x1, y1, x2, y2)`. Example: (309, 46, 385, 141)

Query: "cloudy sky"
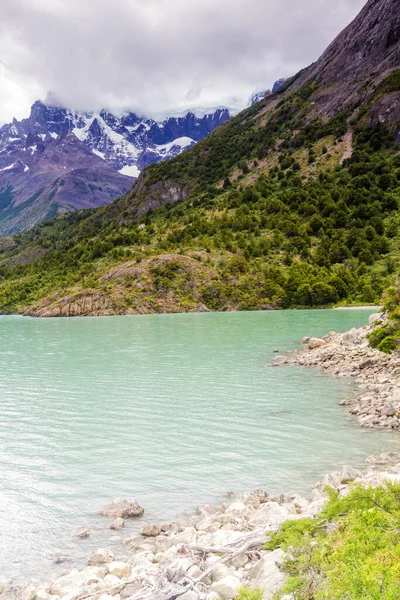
(0, 0, 365, 122)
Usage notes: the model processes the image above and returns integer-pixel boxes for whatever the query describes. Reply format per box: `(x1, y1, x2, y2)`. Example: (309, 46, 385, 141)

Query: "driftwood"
(127, 529, 267, 600)
(73, 529, 267, 600)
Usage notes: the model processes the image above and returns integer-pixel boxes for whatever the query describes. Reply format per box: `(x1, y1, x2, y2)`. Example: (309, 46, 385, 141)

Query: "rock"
(107, 561, 130, 578)
(211, 575, 242, 600)
(206, 594, 221, 600)
(211, 565, 234, 583)
(99, 499, 144, 519)
(179, 592, 199, 600)
(301, 337, 310, 344)
(141, 523, 162, 537)
(382, 404, 396, 417)
(0, 587, 4, 597)
(339, 466, 360, 484)
(369, 313, 383, 326)
(225, 502, 254, 519)
(110, 518, 125, 530)
(247, 549, 286, 599)
(248, 502, 289, 528)
(33, 591, 55, 600)
(308, 338, 327, 350)
(87, 548, 114, 566)
(73, 526, 91, 539)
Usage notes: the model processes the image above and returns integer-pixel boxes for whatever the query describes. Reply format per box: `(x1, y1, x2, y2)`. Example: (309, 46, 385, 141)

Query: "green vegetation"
(0, 76, 399, 315)
(235, 589, 264, 600)
(368, 284, 400, 353)
(267, 483, 400, 600)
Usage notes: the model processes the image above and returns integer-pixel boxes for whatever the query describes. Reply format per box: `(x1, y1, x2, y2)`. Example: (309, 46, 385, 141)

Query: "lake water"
(0, 310, 398, 584)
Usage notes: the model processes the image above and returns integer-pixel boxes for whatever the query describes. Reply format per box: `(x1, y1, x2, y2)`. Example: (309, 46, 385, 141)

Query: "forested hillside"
(0, 0, 399, 317)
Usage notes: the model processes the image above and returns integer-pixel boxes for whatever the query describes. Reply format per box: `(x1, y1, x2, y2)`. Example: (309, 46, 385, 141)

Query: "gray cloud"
(0, 0, 366, 122)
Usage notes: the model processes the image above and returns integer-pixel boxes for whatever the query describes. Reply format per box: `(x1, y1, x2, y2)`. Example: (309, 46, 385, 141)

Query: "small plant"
(235, 588, 264, 600)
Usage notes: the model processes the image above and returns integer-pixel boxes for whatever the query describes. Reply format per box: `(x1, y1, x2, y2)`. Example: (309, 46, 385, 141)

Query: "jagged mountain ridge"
(0, 104, 230, 235)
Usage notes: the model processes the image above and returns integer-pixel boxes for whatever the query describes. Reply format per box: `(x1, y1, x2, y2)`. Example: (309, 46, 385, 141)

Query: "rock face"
(290, 0, 400, 129)
(0, 103, 230, 235)
(99, 499, 144, 519)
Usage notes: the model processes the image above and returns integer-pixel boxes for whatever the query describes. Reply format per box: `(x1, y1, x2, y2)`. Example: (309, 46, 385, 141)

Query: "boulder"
(248, 502, 289, 528)
(382, 404, 396, 417)
(87, 548, 114, 566)
(110, 518, 125, 530)
(211, 565, 234, 583)
(99, 499, 144, 519)
(308, 338, 327, 350)
(141, 523, 162, 537)
(247, 549, 286, 599)
(107, 561, 130, 578)
(73, 526, 91, 539)
(210, 575, 242, 600)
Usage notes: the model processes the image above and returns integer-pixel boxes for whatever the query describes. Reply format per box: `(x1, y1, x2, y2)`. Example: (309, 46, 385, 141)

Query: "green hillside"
(0, 68, 399, 317)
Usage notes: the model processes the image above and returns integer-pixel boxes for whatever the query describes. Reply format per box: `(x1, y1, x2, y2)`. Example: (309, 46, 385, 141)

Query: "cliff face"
(289, 0, 400, 125)
(299, 0, 399, 86)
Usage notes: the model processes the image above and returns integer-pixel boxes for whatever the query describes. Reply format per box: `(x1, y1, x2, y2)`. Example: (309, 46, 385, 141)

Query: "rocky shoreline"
(4, 312, 400, 600)
(274, 311, 400, 431)
(5, 453, 400, 600)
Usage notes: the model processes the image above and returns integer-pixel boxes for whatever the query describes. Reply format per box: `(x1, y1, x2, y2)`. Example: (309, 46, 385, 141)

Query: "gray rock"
(141, 523, 162, 537)
(308, 338, 327, 350)
(99, 499, 144, 519)
(73, 526, 91, 539)
(110, 517, 125, 530)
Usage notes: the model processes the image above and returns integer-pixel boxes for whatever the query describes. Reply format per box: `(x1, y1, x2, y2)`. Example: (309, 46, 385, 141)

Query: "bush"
(269, 483, 400, 600)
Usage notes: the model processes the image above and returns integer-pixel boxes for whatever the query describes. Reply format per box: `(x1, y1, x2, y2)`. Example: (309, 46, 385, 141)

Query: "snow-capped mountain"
(0, 102, 230, 235)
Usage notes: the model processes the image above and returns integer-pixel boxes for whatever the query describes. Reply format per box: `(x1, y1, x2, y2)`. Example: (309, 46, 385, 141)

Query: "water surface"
(0, 310, 398, 583)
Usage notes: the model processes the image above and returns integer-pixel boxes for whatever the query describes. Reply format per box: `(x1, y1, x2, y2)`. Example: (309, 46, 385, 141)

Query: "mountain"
(0, 0, 399, 318)
(272, 78, 287, 93)
(0, 103, 230, 235)
(250, 80, 288, 105)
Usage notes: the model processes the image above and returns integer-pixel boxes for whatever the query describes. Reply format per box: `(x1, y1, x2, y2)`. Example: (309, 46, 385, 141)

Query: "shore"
(274, 311, 400, 431)
(6, 452, 400, 600)
(4, 311, 400, 600)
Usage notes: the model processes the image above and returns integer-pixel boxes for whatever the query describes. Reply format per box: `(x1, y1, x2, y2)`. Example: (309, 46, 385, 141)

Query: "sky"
(0, 0, 366, 123)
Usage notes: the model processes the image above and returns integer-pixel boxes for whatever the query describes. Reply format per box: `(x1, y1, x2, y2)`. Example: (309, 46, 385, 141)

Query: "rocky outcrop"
(275, 312, 400, 431)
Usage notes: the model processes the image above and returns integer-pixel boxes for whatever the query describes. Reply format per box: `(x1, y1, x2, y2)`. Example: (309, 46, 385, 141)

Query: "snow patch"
(93, 149, 105, 160)
(50, 132, 58, 139)
(39, 134, 46, 141)
(0, 163, 15, 171)
(118, 165, 140, 178)
(155, 136, 195, 154)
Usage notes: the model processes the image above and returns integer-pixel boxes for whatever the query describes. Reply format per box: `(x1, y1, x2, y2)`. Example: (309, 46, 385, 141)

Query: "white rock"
(211, 565, 234, 583)
(248, 502, 289, 528)
(87, 548, 114, 566)
(107, 562, 130, 579)
(110, 518, 125, 530)
(179, 592, 199, 600)
(247, 549, 286, 599)
(210, 575, 242, 600)
(206, 594, 221, 600)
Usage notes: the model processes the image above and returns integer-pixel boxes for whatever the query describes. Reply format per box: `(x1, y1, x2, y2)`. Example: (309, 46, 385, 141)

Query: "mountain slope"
(0, 103, 230, 235)
(0, 0, 399, 317)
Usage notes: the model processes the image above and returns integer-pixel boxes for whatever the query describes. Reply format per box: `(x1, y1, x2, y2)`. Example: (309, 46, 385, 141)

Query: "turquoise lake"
(0, 310, 399, 583)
